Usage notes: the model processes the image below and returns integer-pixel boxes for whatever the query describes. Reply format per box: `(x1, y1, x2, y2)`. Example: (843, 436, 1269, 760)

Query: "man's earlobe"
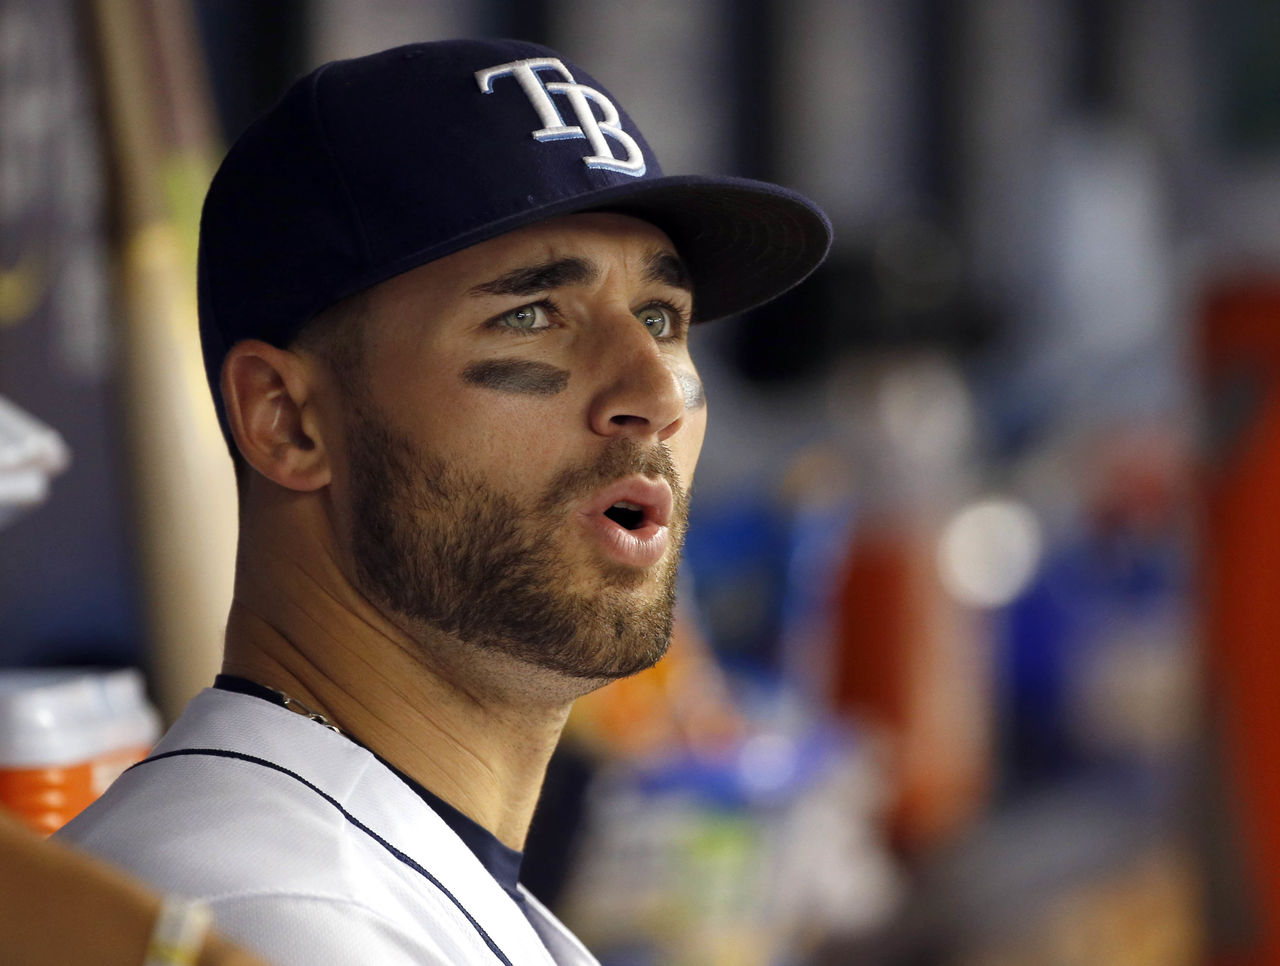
(222, 340, 331, 491)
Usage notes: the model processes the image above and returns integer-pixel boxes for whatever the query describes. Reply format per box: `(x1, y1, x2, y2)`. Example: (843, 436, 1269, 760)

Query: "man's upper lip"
(583, 475, 673, 527)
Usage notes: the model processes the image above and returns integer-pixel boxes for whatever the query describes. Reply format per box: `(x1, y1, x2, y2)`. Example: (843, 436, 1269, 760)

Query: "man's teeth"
(613, 501, 642, 511)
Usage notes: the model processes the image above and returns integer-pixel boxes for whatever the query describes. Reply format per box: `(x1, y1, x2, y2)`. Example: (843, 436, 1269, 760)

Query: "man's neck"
(221, 555, 573, 852)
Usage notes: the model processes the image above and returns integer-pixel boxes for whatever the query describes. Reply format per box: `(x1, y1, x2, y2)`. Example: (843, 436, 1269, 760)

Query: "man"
(60, 38, 829, 965)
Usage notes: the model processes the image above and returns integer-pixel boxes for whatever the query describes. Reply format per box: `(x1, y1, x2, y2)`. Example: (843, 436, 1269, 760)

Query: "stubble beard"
(346, 396, 690, 682)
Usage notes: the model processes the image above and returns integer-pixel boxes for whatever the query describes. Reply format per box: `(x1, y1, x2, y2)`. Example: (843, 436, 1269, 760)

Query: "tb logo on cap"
(476, 58, 647, 177)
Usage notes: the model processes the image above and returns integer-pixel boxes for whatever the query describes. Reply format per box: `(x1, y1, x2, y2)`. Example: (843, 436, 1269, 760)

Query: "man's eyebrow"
(468, 257, 598, 297)
(644, 250, 692, 292)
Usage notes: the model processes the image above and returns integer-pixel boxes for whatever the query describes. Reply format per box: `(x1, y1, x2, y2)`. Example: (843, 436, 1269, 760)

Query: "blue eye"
(498, 303, 551, 331)
(637, 304, 675, 338)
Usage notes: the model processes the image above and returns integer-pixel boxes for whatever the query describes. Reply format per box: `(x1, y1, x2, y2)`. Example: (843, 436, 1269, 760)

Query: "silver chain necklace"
(262, 684, 344, 735)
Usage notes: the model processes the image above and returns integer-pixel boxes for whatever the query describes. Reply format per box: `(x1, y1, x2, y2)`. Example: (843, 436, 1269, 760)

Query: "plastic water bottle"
(0, 668, 160, 834)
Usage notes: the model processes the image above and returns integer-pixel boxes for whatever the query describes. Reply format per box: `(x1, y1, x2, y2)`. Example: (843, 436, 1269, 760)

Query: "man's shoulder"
(58, 688, 392, 899)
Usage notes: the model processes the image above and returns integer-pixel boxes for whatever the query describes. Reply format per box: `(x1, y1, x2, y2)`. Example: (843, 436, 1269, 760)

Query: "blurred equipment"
(558, 723, 900, 966)
(0, 395, 69, 530)
(1198, 277, 1280, 965)
(829, 352, 994, 855)
(0, 0, 144, 671)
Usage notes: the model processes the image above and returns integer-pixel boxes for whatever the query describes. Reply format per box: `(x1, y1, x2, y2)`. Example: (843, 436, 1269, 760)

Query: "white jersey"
(57, 688, 599, 966)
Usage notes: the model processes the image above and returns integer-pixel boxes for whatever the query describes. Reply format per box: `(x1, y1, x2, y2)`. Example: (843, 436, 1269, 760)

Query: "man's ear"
(221, 339, 332, 491)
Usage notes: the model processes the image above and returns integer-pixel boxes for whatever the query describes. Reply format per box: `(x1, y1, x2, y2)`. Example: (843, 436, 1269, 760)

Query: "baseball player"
(59, 38, 830, 965)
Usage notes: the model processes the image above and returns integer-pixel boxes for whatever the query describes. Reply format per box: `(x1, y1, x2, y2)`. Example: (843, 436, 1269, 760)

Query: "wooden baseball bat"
(85, 0, 236, 721)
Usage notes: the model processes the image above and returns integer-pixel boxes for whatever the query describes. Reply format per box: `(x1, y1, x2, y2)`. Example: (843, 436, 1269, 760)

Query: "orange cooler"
(0, 669, 160, 835)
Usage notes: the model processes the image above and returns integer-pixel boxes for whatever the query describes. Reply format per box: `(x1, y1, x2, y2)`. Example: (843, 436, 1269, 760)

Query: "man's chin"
(574, 634, 672, 682)
(573, 562, 668, 597)
(504, 618, 673, 682)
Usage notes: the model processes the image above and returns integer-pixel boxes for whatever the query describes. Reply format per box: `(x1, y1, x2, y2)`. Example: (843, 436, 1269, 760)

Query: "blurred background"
(3, 0, 1280, 963)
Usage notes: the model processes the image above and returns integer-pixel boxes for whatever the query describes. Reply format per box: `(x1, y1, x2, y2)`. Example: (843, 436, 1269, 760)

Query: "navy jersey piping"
(129, 748, 515, 966)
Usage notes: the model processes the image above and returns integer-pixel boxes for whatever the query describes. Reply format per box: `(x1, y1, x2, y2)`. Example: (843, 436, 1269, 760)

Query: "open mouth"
(578, 477, 674, 567)
(603, 501, 646, 531)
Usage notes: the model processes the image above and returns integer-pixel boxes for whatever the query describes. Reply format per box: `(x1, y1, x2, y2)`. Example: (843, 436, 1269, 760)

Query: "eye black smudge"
(677, 370, 705, 411)
(461, 359, 569, 396)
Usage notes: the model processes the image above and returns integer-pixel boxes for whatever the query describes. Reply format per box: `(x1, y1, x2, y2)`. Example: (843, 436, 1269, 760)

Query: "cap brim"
(581, 175, 833, 323)
(329, 173, 832, 327)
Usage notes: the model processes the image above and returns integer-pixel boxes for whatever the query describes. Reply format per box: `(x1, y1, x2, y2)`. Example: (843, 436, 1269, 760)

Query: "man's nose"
(586, 316, 687, 443)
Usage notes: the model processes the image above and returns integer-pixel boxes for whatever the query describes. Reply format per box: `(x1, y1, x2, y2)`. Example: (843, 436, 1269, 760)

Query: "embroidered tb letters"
(475, 58, 647, 177)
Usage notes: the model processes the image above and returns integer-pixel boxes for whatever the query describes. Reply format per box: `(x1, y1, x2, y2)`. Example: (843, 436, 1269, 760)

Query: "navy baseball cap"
(198, 38, 832, 439)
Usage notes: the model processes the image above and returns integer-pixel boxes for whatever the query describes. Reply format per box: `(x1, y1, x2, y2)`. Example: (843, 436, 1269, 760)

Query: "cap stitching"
(307, 61, 375, 267)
